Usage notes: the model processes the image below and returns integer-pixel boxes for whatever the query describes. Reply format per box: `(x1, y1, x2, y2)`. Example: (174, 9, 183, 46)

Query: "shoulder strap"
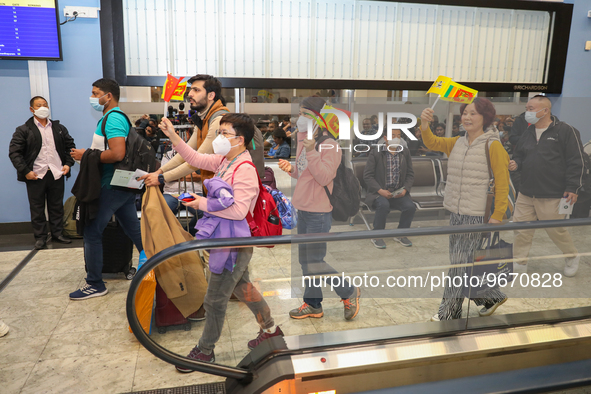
(484, 138, 495, 224)
(231, 160, 260, 186)
(208, 109, 230, 128)
(230, 160, 260, 223)
(485, 138, 494, 181)
(100, 110, 132, 150)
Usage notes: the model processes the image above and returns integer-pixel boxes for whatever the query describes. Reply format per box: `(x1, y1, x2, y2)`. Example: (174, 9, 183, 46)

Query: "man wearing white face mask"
(363, 129, 416, 249)
(9, 96, 76, 249)
(69, 79, 144, 300)
(509, 95, 585, 277)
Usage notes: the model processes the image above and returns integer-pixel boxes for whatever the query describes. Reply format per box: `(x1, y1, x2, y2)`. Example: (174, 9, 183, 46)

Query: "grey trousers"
(198, 247, 274, 354)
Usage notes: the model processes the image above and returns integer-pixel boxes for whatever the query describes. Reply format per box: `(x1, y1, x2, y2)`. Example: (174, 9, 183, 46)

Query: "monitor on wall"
(0, 0, 63, 61)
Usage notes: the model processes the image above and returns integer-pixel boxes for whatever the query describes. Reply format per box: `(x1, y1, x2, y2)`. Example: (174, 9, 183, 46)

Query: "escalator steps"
(128, 382, 225, 394)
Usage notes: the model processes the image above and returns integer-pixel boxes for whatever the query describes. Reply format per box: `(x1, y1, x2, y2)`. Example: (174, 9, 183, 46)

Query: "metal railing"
(126, 217, 591, 380)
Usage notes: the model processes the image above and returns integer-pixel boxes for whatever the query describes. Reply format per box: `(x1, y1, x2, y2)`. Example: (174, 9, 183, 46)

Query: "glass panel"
(464, 224, 591, 326)
(132, 222, 591, 369)
(127, 94, 591, 372)
(122, 0, 552, 83)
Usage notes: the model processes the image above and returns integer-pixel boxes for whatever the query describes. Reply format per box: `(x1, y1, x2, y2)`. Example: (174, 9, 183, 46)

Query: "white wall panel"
(122, 0, 552, 84)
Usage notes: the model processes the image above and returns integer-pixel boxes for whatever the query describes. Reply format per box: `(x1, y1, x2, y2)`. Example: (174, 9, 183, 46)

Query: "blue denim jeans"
(163, 193, 202, 236)
(84, 187, 143, 286)
(297, 210, 353, 308)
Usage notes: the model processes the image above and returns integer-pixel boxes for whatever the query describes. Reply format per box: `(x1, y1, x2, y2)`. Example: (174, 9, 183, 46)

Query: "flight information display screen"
(0, 0, 62, 60)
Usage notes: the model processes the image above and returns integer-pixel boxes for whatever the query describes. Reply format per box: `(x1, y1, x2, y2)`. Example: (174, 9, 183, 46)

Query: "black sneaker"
(34, 239, 47, 250)
(394, 237, 412, 247)
(176, 347, 215, 373)
(371, 239, 386, 249)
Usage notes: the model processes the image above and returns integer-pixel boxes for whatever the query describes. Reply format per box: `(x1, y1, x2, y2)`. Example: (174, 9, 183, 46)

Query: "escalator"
(127, 219, 591, 393)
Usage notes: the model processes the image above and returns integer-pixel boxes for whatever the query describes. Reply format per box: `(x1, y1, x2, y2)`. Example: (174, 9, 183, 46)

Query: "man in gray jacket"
(363, 130, 416, 249)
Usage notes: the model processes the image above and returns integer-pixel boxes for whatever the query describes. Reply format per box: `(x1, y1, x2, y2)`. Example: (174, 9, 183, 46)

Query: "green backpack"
(62, 196, 82, 239)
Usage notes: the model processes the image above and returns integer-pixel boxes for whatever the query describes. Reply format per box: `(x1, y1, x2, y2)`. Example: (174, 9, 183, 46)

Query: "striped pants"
(437, 213, 507, 320)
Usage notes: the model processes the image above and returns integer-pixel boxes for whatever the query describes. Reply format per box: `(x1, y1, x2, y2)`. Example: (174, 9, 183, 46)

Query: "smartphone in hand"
(178, 192, 196, 202)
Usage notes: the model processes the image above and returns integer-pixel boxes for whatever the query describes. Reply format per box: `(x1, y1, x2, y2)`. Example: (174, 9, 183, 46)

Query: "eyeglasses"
(219, 131, 237, 138)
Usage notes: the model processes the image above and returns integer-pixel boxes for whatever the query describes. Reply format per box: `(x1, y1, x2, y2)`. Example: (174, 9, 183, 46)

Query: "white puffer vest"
(444, 130, 500, 216)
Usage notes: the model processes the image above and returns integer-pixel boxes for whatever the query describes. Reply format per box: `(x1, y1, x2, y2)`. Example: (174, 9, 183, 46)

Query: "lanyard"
(217, 150, 246, 178)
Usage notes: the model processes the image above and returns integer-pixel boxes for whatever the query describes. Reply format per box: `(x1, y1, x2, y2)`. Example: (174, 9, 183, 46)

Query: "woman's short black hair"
(220, 113, 255, 146)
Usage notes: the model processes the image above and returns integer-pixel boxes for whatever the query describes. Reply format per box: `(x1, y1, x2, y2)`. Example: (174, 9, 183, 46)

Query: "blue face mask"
(89, 93, 109, 112)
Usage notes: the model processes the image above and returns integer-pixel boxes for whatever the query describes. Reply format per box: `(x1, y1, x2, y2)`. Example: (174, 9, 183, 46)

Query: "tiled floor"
(1, 218, 590, 393)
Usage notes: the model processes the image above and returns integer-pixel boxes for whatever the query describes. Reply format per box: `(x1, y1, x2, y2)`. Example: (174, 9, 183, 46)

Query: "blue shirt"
(93, 107, 130, 188)
(268, 141, 291, 159)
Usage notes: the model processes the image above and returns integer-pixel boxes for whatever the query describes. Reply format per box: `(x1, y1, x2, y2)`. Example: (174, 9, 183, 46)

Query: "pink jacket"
(174, 140, 259, 220)
(290, 133, 341, 213)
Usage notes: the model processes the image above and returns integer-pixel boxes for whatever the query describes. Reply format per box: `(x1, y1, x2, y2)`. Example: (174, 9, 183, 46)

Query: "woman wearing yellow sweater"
(421, 98, 510, 321)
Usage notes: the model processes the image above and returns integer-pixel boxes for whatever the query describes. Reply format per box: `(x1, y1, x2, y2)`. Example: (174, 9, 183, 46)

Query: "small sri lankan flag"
(308, 104, 353, 139)
(427, 75, 477, 104)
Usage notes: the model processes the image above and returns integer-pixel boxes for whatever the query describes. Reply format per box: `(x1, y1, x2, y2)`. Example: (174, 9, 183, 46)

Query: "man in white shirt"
(9, 97, 76, 249)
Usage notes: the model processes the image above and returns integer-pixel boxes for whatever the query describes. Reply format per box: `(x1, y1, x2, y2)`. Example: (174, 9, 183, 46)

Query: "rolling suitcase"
(154, 281, 191, 333)
(85, 218, 136, 280)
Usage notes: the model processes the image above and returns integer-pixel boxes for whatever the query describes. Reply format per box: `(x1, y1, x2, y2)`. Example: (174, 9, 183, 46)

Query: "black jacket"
(9, 117, 76, 182)
(509, 112, 529, 147)
(71, 149, 103, 235)
(512, 116, 585, 198)
(363, 145, 414, 207)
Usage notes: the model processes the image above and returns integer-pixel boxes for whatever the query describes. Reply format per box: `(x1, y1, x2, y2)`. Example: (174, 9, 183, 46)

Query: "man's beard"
(190, 96, 209, 112)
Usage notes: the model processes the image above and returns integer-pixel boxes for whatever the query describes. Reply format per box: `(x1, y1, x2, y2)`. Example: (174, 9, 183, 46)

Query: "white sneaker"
(564, 254, 580, 277)
(0, 320, 9, 337)
(430, 313, 440, 322)
(513, 263, 527, 274)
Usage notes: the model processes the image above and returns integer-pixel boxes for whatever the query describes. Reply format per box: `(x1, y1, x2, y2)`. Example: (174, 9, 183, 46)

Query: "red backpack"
(231, 161, 283, 245)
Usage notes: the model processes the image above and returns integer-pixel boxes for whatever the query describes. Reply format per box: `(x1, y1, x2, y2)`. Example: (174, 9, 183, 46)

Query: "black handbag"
(463, 232, 513, 298)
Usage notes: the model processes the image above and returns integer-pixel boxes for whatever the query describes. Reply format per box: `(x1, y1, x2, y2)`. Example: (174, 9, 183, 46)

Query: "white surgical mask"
(296, 116, 310, 134)
(525, 108, 545, 125)
(212, 134, 238, 156)
(34, 106, 50, 119)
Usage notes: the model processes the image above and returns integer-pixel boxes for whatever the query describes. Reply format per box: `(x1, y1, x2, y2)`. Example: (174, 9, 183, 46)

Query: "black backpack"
(101, 110, 159, 174)
(316, 136, 361, 221)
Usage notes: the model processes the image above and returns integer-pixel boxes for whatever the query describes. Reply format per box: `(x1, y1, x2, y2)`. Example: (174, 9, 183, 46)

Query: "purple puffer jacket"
(195, 177, 250, 274)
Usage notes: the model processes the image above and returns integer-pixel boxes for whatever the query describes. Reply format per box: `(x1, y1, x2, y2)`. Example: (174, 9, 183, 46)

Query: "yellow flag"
(427, 75, 478, 104)
(161, 81, 187, 101)
(427, 75, 452, 96)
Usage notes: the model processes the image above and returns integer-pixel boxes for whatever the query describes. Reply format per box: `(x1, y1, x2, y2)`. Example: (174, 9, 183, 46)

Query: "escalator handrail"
(126, 217, 591, 379)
